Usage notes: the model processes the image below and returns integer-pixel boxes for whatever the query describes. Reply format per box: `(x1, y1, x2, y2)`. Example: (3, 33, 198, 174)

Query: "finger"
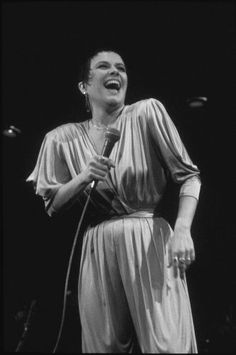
(179, 264, 186, 279)
(97, 156, 108, 163)
(178, 253, 187, 278)
(177, 254, 186, 279)
(93, 155, 106, 165)
(178, 258, 186, 271)
(173, 255, 179, 267)
(90, 167, 108, 180)
(91, 165, 108, 176)
(93, 155, 101, 162)
(91, 160, 109, 172)
(185, 258, 191, 266)
(98, 156, 106, 164)
(167, 246, 173, 268)
(107, 159, 115, 168)
(172, 255, 179, 278)
(190, 247, 196, 262)
(173, 266, 179, 279)
(91, 172, 106, 182)
(177, 249, 185, 265)
(185, 251, 192, 266)
(97, 156, 115, 169)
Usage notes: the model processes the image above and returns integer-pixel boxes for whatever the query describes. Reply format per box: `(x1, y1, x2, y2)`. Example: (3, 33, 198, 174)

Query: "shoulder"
(44, 122, 87, 143)
(125, 98, 166, 116)
(124, 98, 167, 128)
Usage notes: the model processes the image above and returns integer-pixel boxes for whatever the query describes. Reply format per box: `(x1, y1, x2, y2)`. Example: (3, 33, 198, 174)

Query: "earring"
(84, 93, 91, 113)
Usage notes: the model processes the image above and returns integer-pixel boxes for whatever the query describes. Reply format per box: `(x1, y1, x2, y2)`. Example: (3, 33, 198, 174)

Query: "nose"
(108, 66, 119, 75)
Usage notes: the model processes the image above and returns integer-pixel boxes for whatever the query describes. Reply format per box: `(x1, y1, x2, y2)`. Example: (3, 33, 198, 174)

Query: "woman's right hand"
(82, 155, 115, 185)
(47, 155, 115, 216)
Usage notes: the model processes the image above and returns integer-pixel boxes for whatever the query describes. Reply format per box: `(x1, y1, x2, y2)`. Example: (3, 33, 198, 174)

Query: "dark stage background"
(2, 1, 236, 353)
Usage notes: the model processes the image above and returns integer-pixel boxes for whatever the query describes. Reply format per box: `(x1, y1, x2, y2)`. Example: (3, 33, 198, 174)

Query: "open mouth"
(104, 80, 121, 91)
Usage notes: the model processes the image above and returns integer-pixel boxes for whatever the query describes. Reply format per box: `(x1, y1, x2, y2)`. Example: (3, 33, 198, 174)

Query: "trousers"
(78, 214, 198, 353)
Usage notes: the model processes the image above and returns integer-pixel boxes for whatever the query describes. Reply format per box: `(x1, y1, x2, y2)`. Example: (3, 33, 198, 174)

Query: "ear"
(78, 81, 87, 95)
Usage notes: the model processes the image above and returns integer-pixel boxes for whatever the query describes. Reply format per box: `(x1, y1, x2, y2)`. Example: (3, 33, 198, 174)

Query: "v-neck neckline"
(77, 113, 129, 214)
(82, 120, 104, 155)
(80, 105, 126, 156)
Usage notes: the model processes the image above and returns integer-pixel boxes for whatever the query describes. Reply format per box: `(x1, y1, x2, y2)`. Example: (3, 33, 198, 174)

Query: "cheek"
(123, 76, 128, 89)
(123, 81, 128, 94)
(89, 82, 104, 96)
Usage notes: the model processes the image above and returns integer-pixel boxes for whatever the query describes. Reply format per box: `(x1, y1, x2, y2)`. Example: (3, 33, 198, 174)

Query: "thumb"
(108, 159, 115, 168)
(167, 244, 172, 268)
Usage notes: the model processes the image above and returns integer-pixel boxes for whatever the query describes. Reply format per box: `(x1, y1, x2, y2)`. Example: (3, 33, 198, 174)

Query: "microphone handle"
(90, 180, 97, 190)
(90, 137, 115, 190)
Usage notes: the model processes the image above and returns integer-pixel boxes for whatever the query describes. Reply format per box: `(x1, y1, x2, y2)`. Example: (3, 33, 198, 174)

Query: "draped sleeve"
(26, 129, 71, 212)
(145, 98, 201, 200)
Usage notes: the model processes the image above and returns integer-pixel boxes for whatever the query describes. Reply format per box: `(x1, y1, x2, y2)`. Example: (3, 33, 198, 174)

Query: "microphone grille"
(105, 128, 120, 143)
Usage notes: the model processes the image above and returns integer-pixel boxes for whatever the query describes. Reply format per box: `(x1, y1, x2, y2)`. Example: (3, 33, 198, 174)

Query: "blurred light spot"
(2, 125, 22, 138)
(187, 96, 208, 108)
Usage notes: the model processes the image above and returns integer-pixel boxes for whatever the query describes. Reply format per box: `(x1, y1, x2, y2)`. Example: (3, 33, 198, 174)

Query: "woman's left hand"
(168, 224, 195, 279)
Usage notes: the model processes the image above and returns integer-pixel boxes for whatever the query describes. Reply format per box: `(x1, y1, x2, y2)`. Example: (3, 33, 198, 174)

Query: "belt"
(110, 210, 154, 219)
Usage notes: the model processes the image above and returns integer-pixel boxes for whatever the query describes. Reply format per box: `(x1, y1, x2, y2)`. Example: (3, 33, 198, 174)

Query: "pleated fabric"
(27, 98, 201, 353)
(78, 213, 197, 353)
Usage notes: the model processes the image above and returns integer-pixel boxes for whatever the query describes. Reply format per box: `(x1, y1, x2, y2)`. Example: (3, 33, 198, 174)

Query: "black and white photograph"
(2, 1, 235, 353)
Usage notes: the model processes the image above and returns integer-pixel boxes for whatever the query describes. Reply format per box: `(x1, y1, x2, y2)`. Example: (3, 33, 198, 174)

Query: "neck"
(91, 104, 124, 127)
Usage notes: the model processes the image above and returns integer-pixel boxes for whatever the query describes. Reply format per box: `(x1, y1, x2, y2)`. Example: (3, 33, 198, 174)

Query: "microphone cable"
(52, 187, 92, 353)
(52, 127, 120, 352)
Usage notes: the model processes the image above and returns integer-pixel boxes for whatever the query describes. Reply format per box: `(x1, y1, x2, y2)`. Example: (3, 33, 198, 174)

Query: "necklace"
(90, 121, 109, 130)
(89, 106, 125, 130)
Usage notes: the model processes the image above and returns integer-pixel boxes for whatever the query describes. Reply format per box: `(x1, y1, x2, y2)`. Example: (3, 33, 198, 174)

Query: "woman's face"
(85, 51, 128, 111)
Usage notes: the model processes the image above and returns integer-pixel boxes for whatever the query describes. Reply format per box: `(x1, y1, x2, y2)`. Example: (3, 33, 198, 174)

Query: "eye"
(117, 66, 126, 72)
(98, 64, 109, 69)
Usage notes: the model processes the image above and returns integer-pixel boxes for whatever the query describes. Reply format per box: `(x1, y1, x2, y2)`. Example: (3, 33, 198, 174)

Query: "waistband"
(110, 210, 154, 219)
(88, 210, 160, 227)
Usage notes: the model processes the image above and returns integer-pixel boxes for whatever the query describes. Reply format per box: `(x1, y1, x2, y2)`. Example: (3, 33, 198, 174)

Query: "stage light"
(186, 96, 208, 108)
(2, 125, 22, 138)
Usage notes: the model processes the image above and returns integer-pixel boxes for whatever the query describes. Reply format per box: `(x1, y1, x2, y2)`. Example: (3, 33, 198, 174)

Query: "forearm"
(175, 175, 201, 229)
(174, 195, 198, 230)
(169, 179, 200, 271)
(47, 155, 114, 216)
(48, 171, 89, 215)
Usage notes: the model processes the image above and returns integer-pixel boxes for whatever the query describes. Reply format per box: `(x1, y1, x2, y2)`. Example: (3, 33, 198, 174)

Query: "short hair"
(78, 46, 127, 84)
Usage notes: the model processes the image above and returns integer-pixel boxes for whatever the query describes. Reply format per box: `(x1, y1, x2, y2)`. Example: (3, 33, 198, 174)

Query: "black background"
(2, 0, 236, 352)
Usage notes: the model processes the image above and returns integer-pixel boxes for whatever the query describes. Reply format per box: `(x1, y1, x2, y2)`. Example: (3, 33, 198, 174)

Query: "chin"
(106, 96, 124, 107)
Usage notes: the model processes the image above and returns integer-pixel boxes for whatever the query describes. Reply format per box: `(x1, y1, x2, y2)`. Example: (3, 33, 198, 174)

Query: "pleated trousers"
(78, 214, 198, 353)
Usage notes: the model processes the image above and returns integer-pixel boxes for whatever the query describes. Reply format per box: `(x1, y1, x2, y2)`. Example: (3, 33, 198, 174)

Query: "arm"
(168, 194, 199, 278)
(175, 195, 198, 231)
(47, 170, 90, 216)
(145, 99, 201, 275)
(47, 155, 115, 216)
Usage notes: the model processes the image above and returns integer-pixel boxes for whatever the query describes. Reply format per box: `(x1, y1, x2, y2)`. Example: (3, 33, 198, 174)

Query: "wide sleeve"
(26, 130, 71, 212)
(146, 98, 201, 200)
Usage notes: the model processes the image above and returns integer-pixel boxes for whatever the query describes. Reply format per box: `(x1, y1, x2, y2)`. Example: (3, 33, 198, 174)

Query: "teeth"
(104, 80, 120, 89)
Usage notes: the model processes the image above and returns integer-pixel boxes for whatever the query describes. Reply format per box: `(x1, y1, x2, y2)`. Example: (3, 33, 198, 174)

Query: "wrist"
(174, 217, 191, 231)
(77, 170, 92, 186)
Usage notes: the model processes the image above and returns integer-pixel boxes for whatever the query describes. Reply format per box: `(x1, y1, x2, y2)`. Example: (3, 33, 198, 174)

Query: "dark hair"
(78, 46, 127, 84)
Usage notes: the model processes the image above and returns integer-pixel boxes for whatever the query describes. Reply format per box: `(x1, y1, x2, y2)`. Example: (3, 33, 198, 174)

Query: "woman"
(27, 48, 201, 353)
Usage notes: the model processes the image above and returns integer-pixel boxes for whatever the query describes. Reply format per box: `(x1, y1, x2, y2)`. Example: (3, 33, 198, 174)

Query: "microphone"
(52, 127, 120, 353)
(90, 127, 120, 190)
